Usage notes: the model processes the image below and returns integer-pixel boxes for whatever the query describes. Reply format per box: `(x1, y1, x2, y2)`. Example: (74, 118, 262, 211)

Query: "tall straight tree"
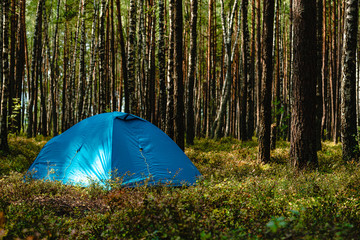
(84, 0, 98, 117)
(115, 0, 127, 112)
(239, 0, 250, 141)
(50, 0, 61, 136)
(174, 0, 185, 150)
(158, 0, 166, 130)
(166, 0, 175, 140)
(186, 0, 198, 145)
(127, 0, 137, 115)
(27, 0, 44, 137)
(290, 0, 318, 168)
(98, 0, 107, 113)
(0, 0, 9, 152)
(15, 0, 26, 133)
(77, 0, 86, 120)
(0, 0, 3, 114)
(340, 0, 359, 161)
(8, 0, 16, 131)
(258, 0, 274, 163)
(211, 0, 239, 139)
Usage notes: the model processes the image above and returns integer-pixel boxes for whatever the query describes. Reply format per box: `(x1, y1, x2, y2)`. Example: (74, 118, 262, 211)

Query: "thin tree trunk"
(258, 0, 274, 163)
(27, 0, 44, 137)
(50, 0, 60, 136)
(40, 7, 48, 136)
(174, 0, 185, 150)
(84, 0, 98, 118)
(127, 0, 137, 115)
(98, 0, 107, 113)
(77, 0, 86, 120)
(240, 0, 249, 141)
(247, 0, 256, 139)
(62, 0, 69, 132)
(158, 0, 166, 130)
(315, 0, 323, 150)
(341, 0, 359, 161)
(206, 0, 213, 137)
(15, 0, 26, 133)
(110, 0, 116, 112)
(321, 0, 328, 140)
(255, 0, 262, 136)
(0, 0, 9, 152)
(68, 0, 82, 125)
(186, 0, 198, 145)
(212, 0, 239, 139)
(147, 2, 156, 123)
(166, 0, 175, 139)
(8, 0, 16, 132)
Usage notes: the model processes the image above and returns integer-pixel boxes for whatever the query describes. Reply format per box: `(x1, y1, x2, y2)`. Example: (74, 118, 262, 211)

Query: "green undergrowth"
(1, 137, 360, 239)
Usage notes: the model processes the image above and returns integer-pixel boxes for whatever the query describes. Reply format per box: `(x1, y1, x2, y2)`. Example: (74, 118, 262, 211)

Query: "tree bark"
(212, 0, 239, 139)
(99, 0, 107, 113)
(340, 0, 359, 161)
(258, 0, 274, 163)
(240, 0, 249, 141)
(15, 0, 26, 133)
(27, 0, 44, 137)
(186, 0, 198, 145)
(127, 0, 137, 115)
(174, 0, 185, 150)
(115, 0, 127, 113)
(49, 0, 60, 136)
(158, 0, 166, 130)
(77, 0, 86, 120)
(0, 0, 9, 152)
(290, 0, 318, 169)
(166, 0, 175, 140)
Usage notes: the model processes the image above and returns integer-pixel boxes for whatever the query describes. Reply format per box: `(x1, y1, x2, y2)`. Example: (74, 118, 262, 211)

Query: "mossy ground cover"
(1, 136, 360, 239)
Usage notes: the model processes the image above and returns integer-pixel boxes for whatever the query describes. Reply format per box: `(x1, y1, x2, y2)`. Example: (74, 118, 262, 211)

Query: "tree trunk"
(147, 2, 156, 123)
(8, 0, 16, 132)
(77, 0, 86, 120)
(127, 0, 137, 115)
(110, 0, 116, 112)
(206, 0, 213, 137)
(84, 0, 98, 118)
(15, 0, 26, 133)
(50, 0, 60, 136)
(258, 0, 274, 163)
(27, 0, 44, 137)
(158, 0, 166, 130)
(166, 0, 175, 140)
(174, 0, 185, 150)
(186, 0, 198, 145)
(99, 0, 107, 113)
(0, 0, 9, 152)
(116, 0, 128, 113)
(240, 0, 249, 141)
(340, 0, 359, 161)
(290, 0, 318, 169)
(247, 0, 256, 139)
(39, 7, 48, 136)
(255, 0, 262, 136)
(212, 0, 239, 139)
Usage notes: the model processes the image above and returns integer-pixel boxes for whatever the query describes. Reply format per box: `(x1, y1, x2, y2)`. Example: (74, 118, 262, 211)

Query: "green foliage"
(271, 98, 290, 140)
(1, 137, 359, 239)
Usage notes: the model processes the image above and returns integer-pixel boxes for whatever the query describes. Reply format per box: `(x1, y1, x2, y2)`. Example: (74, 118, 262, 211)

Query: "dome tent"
(27, 112, 201, 187)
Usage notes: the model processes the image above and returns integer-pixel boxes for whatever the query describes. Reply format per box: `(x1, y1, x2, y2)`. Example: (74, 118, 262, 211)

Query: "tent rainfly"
(27, 112, 201, 187)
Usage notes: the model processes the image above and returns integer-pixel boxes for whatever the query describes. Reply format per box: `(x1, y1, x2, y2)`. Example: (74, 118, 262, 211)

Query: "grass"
(1, 136, 360, 239)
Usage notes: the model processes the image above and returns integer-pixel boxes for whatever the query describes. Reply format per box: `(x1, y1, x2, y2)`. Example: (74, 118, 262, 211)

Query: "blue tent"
(27, 112, 201, 187)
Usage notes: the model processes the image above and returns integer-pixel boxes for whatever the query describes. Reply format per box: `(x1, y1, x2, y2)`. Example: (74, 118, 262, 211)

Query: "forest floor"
(1, 136, 360, 239)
